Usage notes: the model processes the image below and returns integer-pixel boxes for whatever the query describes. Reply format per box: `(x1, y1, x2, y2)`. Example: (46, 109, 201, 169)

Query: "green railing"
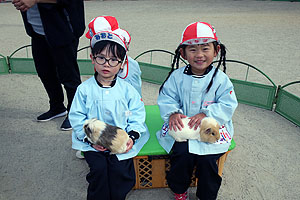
(7, 45, 95, 75)
(214, 60, 277, 110)
(135, 50, 277, 110)
(77, 46, 94, 75)
(0, 53, 9, 74)
(274, 81, 300, 126)
(2, 46, 299, 126)
(8, 45, 36, 74)
(134, 49, 188, 85)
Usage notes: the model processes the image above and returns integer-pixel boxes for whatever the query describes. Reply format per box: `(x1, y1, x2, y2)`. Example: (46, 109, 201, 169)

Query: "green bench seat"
(140, 105, 236, 156)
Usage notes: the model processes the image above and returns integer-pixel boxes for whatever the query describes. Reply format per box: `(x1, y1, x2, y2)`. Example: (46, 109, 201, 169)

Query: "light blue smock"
(156, 65, 238, 155)
(121, 56, 142, 96)
(69, 76, 149, 161)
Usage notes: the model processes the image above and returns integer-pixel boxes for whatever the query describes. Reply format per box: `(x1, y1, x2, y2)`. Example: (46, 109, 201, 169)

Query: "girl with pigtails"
(156, 22, 238, 200)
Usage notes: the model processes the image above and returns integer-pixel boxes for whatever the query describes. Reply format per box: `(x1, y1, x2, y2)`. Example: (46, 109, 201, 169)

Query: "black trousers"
(31, 33, 81, 112)
(84, 151, 135, 200)
(167, 142, 224, 200)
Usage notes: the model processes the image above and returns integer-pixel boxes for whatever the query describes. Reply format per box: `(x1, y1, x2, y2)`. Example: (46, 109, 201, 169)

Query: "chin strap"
(118, 55, 129, 79)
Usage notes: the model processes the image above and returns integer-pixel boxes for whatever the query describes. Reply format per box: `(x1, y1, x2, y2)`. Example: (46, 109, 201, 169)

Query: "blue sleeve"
(69, 86, 88, 142)
(157, 73, 183, 122)
(125, 86, 146, 136)
(126, 58, 142, 96)
(202, 77, 238, 125)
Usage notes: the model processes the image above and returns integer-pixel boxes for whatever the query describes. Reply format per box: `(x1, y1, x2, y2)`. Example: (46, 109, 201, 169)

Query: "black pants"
(84, 151, 135, 200)
(31, 33, 81, 112)
(167, 142, 224, 200)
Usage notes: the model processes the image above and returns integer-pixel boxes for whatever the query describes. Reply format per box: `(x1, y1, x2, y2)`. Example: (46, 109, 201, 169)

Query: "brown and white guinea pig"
(83, 118, 130, 154)
(168, 117, 220, 143)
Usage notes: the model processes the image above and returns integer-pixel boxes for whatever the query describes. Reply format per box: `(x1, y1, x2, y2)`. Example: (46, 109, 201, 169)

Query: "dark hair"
(91, 40, 126, 60)
(159, 41, 227, 93)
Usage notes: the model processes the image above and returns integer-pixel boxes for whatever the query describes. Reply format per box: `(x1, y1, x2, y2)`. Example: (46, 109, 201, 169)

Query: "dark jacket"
(21, 0, 85, 47)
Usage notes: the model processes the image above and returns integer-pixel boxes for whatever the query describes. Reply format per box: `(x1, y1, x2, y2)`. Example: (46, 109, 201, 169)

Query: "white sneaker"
(76, 150, 85, 159)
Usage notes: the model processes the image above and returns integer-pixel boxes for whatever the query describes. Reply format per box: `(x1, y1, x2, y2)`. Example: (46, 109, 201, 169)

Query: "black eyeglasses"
(93, 56, 122, 67)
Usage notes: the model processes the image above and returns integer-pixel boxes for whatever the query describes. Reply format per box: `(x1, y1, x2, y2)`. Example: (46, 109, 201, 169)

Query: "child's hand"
(188, 113, 206, 130)
(169, 113, 187, 132)
(92, 144, 108, 152)
(125, 139, 134, 153)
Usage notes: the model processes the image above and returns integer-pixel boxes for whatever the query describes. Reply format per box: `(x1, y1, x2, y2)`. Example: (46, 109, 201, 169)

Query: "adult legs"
(50, 38, 81, 112)
(31, 34, 66, 113)
(32, 34, 81, 113)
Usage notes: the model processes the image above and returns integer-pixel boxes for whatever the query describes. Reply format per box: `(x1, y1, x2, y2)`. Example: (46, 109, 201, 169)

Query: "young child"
(85, 16, 142, 96)
(114, 28, 143, 96)
(156, 22, 238, 200)
(69, 31, 149, 200)
(75, 16, 143, 159)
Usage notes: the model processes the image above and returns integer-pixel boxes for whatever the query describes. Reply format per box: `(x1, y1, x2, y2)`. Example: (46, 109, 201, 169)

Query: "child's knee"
(172, 141, 189, 156)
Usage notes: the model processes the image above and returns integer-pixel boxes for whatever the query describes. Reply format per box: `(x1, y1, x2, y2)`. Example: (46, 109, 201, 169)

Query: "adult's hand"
(12, 0, 37, 12)
(12, 0, 57, 12)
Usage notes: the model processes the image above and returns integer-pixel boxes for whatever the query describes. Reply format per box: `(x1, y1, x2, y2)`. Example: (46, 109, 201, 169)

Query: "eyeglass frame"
(93, 55, 124, 67)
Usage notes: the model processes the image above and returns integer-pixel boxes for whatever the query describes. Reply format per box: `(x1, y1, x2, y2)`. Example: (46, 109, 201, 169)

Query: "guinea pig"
(83, 118, 130, 154)
(168, 117, 220, 143)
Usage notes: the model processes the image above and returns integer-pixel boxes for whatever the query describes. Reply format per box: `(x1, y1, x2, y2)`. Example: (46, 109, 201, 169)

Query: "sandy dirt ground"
(0, 0, 300, 200)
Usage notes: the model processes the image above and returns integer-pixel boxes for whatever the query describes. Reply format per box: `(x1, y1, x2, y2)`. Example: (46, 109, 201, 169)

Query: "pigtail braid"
(174, 47, 181, 70)
(159, 46, 182, 93)
(220, 43, 227, 73)
(206, 43, 227, 93)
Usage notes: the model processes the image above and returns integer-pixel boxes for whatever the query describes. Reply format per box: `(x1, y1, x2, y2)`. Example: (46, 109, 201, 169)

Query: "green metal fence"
(77, 46, 94, 75)
(217, 60, 277, 110)
(274, 81, 300, 126)
(0, 53, 9, 74)
(7, 45, 95, 75)
(8, 45, 36, 74)
(135, 50, 277, 110)
(134, 49, 188, 85)
(2, 46, 300, 126)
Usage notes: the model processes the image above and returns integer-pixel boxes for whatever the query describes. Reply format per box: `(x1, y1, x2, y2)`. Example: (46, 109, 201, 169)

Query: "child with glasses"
(85, 16, 142, 96)
(69, 31, 149, 200)
(76, 16, 143, 160)
(156, 22, 238, 200)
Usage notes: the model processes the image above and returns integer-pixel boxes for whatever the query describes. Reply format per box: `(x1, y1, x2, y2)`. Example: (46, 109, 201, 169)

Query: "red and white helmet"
(180, 22, 219, 46)
(113, 28, 131, 47)
(86, 16, 119, 39)
(90, 31, 127, 51)
(87, 16, 131, 79)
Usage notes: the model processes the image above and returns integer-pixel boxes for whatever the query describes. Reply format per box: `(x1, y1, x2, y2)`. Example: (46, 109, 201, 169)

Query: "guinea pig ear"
(205, 128, 212, 134)
(84, 125, 92, 136)
(83, 123, 88, 129)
